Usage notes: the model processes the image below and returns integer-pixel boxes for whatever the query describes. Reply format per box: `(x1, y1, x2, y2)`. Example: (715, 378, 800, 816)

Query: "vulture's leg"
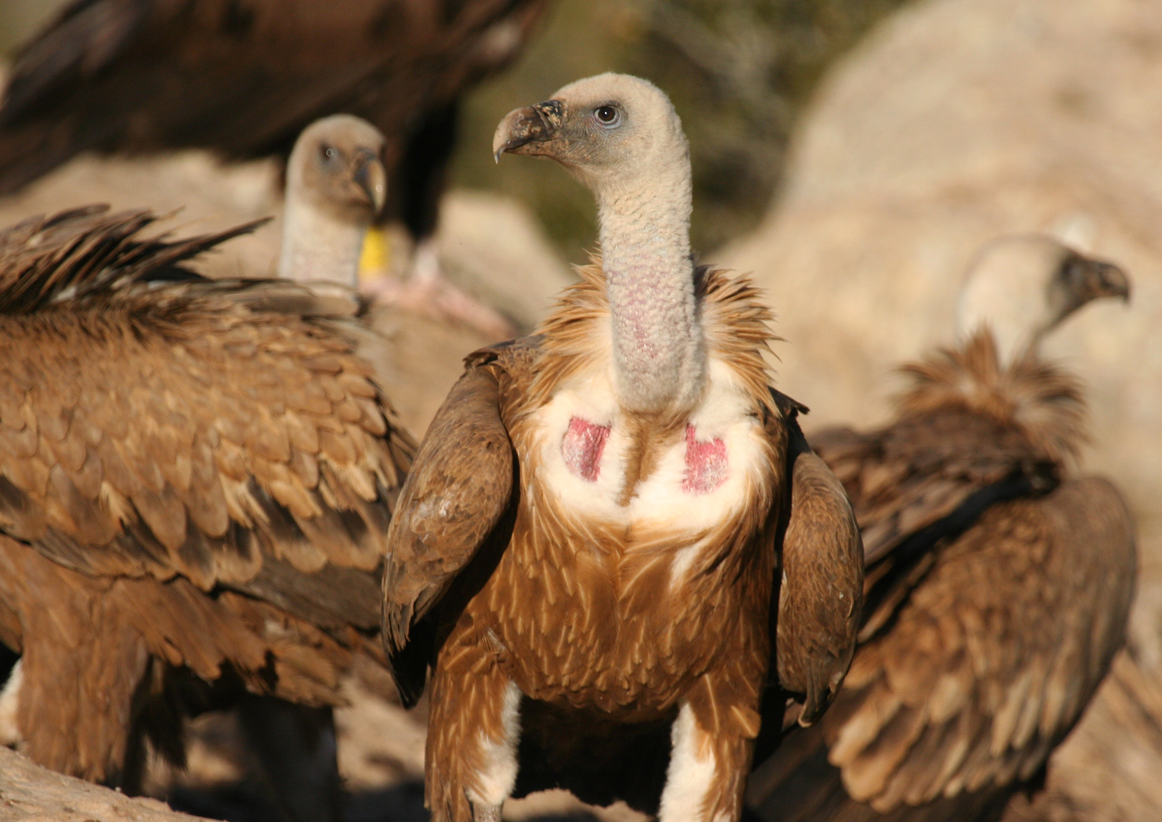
(119, 721, 149, 797)
(0, 656, 23, 747)
(659, 682, 760, 822)
(472, 804, 503, 822)
(426, 638, 520, 822)
(238, 696, 343, 822)
(396, 101, 457, 251)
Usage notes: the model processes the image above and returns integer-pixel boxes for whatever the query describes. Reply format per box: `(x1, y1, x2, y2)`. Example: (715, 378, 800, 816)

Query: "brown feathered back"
(0, 206, 415, 784)
(897, 331, 1087, 467)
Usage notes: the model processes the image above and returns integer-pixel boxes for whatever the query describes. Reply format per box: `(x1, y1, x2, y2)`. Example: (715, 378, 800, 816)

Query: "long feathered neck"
(897, 330, 1087, 466)
(278, 197, 366, 287)
(595, 165, 704, 416)
(530, 262, 777, 420)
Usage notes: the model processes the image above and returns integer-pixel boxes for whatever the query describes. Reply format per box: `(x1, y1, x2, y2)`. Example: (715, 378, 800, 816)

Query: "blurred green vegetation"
(453, 0, 909, 262)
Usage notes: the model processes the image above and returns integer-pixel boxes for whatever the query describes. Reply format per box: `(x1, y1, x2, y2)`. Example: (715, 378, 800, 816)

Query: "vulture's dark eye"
(594, 105, 621, 127)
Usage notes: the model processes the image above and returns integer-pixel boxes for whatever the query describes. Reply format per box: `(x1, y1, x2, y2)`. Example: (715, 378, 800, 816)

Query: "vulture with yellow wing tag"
(745, 236, 1137, 822)
(0, 114, 414, 822)
(381, 73, 864, 822)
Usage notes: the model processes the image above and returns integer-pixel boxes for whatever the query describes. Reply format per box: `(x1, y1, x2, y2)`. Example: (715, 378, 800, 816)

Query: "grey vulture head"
(492, 72, 692, 213)
(493, 73, 702, 415)
(279, 114, 387, 285)
(955, 235, 1129, 364)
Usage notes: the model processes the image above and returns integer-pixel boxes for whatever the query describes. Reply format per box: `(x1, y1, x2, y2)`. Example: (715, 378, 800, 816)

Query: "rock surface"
(0, 747, 208, 822)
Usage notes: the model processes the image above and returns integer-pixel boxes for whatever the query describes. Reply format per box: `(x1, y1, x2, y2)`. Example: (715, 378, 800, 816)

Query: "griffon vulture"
(0, 0, 546, 335)
(0, 115, 415, 820)
(381, 73, 864, 822)
(278, 114, 387, 285)
(744, 236, 1137, 822)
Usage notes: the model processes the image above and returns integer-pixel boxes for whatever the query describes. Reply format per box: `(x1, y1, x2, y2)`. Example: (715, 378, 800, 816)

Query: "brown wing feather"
(826, 477, 1134, 810)
(773, 411, 864, 725)
(0, 533, 381, 782)
(747, 334, 1132, 822)
(813, 409, 1057, 569)
(381, 349, 517, 706)
(0, 207, 417, 784)
(0, 207, 414, 619)
(746, 477, 1135, 821)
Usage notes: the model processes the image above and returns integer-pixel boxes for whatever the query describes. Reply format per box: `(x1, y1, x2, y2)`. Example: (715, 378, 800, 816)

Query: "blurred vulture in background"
(0, 115, 415, 822)
(745, 236, 1137, 822)
(0, 0, 548, 335)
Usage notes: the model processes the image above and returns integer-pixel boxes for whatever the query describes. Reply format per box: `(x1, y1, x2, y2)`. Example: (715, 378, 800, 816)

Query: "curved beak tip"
(354, 157, 388, 216)
(492, 102, 558, 163)
(491, 108, 527, 162)
(1104, 263, 1131, 303)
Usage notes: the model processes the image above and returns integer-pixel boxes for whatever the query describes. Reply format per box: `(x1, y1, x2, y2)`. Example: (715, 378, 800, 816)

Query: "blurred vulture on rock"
(0, 0, 548, 336)
(0, 115, 416, 822)
(745, 236, 1137, 822)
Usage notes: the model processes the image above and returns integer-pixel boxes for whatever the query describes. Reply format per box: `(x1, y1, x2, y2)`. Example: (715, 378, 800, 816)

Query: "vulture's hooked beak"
(493, 100, 565, 163)
(352, 149, 387, 215)
(1090, 260, 1131, 303)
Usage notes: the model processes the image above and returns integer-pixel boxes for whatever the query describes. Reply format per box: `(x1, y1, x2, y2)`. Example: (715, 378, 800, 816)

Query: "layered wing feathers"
(0, 207, 414, 621)
(823, 478, 1134, 813)
(381, 347, 518, 706)
(773, 407, 863, 726)
(746, 335, 1135, 821)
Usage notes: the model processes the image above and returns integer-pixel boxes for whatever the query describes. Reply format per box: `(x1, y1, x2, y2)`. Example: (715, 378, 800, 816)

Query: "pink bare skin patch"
(683, 424, 728, 494)
(562, 417, 610, 482)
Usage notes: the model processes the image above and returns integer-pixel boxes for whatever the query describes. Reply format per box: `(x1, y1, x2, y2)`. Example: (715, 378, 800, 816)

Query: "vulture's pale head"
(492, 73, 691, 206)
(286, 114, 387, 221)
(494, 74, 703, 415)
(956, 235, 1129, 363)
(280, 115, 388, 285)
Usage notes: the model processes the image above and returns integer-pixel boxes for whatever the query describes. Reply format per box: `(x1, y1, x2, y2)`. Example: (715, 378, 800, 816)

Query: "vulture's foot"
(472, 803, 503, 822)
(361, 238, 517, 341)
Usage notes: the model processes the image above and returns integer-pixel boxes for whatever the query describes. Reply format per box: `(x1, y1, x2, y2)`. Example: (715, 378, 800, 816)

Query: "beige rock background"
(0, 746, 208, 822)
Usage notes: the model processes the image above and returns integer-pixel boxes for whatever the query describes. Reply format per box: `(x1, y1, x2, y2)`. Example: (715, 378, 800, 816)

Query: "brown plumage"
(383, 72, 862, 822)
(0, 206, 415, 799)
(745, 238, 1136, 822)
(0, 0, 547, 247)
(385, 263, 861, 822)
